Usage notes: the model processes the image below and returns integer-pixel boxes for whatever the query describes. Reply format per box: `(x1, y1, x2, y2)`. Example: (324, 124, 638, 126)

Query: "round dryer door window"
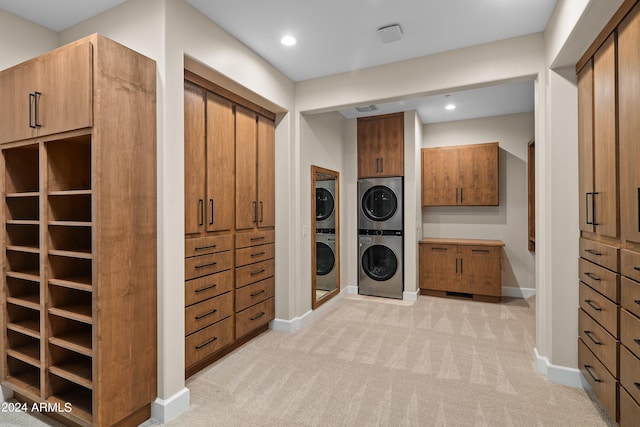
(316, 242, 335, 276)
(316, 188, 334, 221)
(361, 244, 398, 281)
(362, 185, 397, 222)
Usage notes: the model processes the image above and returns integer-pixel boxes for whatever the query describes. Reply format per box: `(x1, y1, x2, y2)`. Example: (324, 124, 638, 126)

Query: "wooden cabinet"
(0, 41, 92, 144)
(419, 238, 504, 303)
(183, 76, 275, 378)
(357, 112, 404, 178)
(1, 34, 156, 427)
(422, 142, 499, 206)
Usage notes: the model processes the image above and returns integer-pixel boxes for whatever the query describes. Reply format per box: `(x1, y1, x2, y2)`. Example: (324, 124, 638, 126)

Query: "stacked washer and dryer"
(358, 177, 404, 299)
(315, 179, 337, 292)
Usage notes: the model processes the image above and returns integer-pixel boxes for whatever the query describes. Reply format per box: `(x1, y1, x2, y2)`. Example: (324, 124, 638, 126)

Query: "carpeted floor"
(3, 294, 615, 426)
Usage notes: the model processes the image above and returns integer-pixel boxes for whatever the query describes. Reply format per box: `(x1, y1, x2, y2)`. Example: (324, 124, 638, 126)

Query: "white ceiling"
(0, 0, 556, 123)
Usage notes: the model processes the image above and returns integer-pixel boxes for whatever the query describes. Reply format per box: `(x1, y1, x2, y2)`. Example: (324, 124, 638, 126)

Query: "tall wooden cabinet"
(183, 76, 275, 377)
(357, 112, 404, 178)
(0, 34, 157, 427)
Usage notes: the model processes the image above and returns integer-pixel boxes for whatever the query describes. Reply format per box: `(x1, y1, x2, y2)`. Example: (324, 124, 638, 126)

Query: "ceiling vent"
(377, 24, 403, 44)
(355, 104, 378, 113)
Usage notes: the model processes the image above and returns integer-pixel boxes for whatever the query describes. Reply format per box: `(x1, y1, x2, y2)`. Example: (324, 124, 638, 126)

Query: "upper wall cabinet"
(357, 112, 404, 178)
(619, 3, 640, 244)
(0, 41, 92, 144)
(422, 142, 499, 206)
(579, 34, 619, 238)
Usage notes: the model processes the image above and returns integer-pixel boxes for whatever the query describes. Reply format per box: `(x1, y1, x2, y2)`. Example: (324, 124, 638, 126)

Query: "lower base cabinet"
(419, 238, 504, 303)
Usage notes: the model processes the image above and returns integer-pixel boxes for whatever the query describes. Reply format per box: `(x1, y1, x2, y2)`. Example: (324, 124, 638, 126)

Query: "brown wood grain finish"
(235, 243, 275, 267)
(421, 146, 457, 206)
(236, 297, 274, 339)
(621, 308, 640, 359)
(236, 259, 275, 288)
(235, 277, 275, 312)
(579, 308, 619, 377)
(185, 234, 233, 258)
(257, 115, 275, 228)
(419, 243, 458, 292)
(357, 117, 379, 178)
(622, 249, 640, 282)
(578, 62, 595, 233)
(620, 3, 640, 244)
(185, 292, 233, 336)
(621, 345, 640, 405)
(185, 251, 232, 280)
(620, 386, 640, 427)
(235, 106, 258, 231)
(580, 238, 620, 271)
(621, 277, 640, 317)
(579, 258, 620, 302)
(235, 229, 275, 248)
(420, 237, 505, 247)
(357, 112, 403, 178)
(184, 82, 207, 235)
(185, 316, 233, 369)
(593, 33, 619, 239)
(579, 282, 619, 337)
(578, 339, 618, 419)
(185, 270, 234, 307)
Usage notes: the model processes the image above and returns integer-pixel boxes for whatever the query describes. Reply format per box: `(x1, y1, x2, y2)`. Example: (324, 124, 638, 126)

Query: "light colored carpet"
(3, 294, 615, 426)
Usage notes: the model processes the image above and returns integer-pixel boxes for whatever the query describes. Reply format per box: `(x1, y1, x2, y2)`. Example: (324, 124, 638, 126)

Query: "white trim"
(271, 287, 349, 333)
(533, 347, 587, 389)
(502, 286, 536, 299)
(151, 387, 190, 423)
(1, 385, 14, 402)
(403, 288, 420, 301)
(346, 285, 358, 294)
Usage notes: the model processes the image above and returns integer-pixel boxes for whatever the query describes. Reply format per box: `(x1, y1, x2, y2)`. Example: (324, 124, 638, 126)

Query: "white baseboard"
(502, 286, 536, 299)
(151, 387, 190, 423)
(533, 347, 587, 389)
(403, 288, 420, 301)
(346, 285, 358, 294)
(1, 385, 14, 402)
(271, 287, 349, 333)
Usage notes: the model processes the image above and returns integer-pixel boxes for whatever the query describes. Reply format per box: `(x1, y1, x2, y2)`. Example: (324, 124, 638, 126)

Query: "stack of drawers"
(235, 230, 275, 338)
(619, 249, 640, 425)
(184, 235, 235, 371)
(577, 238, 620, 419)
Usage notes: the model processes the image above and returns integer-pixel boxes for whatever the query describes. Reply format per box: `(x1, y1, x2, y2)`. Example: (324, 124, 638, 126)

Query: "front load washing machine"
(316, 233, 337, 291)
(358, 231, 403, 299)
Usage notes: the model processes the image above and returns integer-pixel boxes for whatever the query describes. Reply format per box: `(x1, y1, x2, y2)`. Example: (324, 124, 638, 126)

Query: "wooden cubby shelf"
(7, 321, 40, 339)
(49, 335, 92, 357)
(7, 345, 40, 367)
(6, 356, 41, 397)
(6, 295, 40, 311)
(48, 307, 93, 324)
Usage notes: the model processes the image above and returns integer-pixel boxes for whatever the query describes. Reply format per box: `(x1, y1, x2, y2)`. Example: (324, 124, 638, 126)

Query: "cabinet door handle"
(637, 187, 640, 232)
(251, 311, 266, 321)
(585, 192, 593, 225)
(250, 289, 266, 297)
(29, 93, 36, 128)
(198, 199, 204, 226)
(460, 258, 463, 274)
(583, 330, 601, 345)
(260, 201, 264, 223)
(195, 309, 218, 320)
(633, 299, 640, 305)
(584, 249, 601, 256)
(253, 201, 257, 223)
(584, 272, 601, 281)
(380, 158, 383, 173)
(460, 188, 463, 204)
(195, 337, 217, 350)
(209, 198, 214, 225)
(195, 261, 217, 269)
(584, 299, 602, 311)
(34, 91, 42, 127)
(195, 284, 217, 293)
(583, 365, 601, 383)
(455, 258, 458, 274)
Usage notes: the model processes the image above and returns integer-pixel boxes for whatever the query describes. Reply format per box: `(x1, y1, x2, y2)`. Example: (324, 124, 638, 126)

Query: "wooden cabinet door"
(235, 106, 258, 230)
(593, 34, 619, 239)
(35, 40, 93, 138)
(0, 61, 39, 144)
(420, 244, 458, 291)
(459, 246, 501, 296)
(422, 147, 457, 206)
(257, 115, 275, 228)
(357, 118, 379, 178)
(206, 92, 234, 232)
(578, 61, 595, 233)
(619, 3, 640, 244)
(184, 82, 207, 235)
(378, 113, 404, 176)
(458, 143, 499, 206)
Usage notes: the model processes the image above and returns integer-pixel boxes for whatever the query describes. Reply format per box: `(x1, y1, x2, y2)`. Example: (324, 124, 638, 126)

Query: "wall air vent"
(355, 105, 378, 113)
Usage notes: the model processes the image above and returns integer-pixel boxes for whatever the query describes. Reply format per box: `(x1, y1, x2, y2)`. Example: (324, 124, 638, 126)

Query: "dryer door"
(361, 244, 398, 281)
(316, 241, 336, 276)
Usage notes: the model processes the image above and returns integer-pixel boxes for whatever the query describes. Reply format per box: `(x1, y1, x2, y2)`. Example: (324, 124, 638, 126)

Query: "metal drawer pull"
(195, 262, 217, 269)
(195, 337, 217, 350)
(634, 266, 640, 272)
(250, 311, 265, 321)
(195, 244, 217, 251)
(635, 382, 640, 391)
(585, 249, 602, 256)
(634, 299, 640, 305)
(250, 269, 266, 276)
(209, 199, 214, 225)
(250, 289, 266, 297)
(634, 338, 640, 346)
(584, 299, 602, 311)
(584, 365, 601, 382)
(472, 249, 490, 253)
(251, 251, 266, 258)
(195, 284, 217, 293)
(195, 309, 218, 320)
(584, 330, 601, 345)
(250, 236, 266, 241)
(584, 272, 601, 281)
(431, 247, 448, 251)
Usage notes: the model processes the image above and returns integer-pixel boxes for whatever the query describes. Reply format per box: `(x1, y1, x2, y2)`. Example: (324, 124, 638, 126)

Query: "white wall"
(421, 113, 536, 293)
(0, 9, 57, 69)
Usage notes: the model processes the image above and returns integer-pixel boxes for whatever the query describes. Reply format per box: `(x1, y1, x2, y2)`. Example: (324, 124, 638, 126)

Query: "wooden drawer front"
(622, 249, 640, 282)
(236, 230, 275, 249)
(459, 245, 501, 258)
(236, 277, 275, 312)
(621, 345, 640, 406)
(236, 259, 275, 288)
(236, 297, 274, 338)
(621, 308, 640, 360)
(620, 387, 640, 427)
(185, 251, 232, 280)
(580, 238, 619, 271)
(186, 234, 233, 257)
(579, 258, 620, 302)
(185, 292, 233, 336)
(235, 243, 275, 267)
(578, 339, 618, 419)
(579, 308, 619, 377)
(622, 277, 640, 318)
(185, 270, 233, 306)
(579, 282, 619, 337)
(185, 316, 233, 368)
(421, 243, 458, 254)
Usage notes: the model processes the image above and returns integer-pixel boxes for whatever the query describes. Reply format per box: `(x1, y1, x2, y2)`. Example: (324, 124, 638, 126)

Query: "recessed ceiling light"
(445, 104, 456, 110)
(281, 35, 297, 46)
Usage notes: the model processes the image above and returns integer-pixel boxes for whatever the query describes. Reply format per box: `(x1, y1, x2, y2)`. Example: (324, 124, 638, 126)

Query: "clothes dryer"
(358, 177, 403, 231)
(316, 179, 336, 232)
(316, 232, 337, 291)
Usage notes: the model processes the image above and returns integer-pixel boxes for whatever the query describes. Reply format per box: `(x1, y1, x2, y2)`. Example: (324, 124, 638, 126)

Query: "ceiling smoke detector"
(355, 105, 379, 113)
(377, 24, 403, 44)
